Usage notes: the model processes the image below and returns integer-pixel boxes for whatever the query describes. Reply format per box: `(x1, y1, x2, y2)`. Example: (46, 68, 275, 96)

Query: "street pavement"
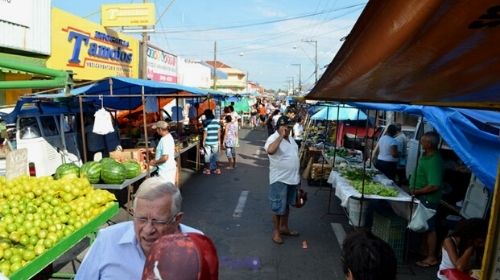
(53, 126, 438, 279)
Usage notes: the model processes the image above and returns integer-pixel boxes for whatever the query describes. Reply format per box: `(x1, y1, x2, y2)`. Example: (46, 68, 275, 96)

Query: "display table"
(328, 170, 421, 227)
(175, 142, 200, 188)
(9, 203, 119, 280)
(94, 169, 154, 215)
(328, 170, 414, 208)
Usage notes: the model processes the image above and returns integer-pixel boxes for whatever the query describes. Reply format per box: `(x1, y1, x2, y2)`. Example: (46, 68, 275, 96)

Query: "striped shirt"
(204, 119, 220, 146)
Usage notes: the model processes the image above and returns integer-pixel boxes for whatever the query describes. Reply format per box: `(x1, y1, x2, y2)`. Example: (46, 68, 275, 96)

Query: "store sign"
(147, 45, 177, 83)
(47, 9, 139, 80)
(0, 0, 32, 27)
(101, 3, 155, 27)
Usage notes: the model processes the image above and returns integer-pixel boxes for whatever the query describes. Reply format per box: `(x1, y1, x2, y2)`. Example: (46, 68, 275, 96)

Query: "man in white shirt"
(149, 121, 177, 184)
(75, 177, 202, 279)
(264, 116, 300, 245)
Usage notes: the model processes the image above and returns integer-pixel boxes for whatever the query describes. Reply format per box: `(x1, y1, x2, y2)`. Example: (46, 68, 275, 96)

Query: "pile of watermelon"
(55, 158, 142, 185)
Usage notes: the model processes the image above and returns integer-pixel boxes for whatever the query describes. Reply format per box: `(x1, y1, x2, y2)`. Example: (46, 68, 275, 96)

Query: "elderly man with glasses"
(75, 177, 202, 279)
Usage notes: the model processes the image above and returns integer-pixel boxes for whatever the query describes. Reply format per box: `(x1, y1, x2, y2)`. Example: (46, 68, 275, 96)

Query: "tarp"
(0, 98, 96, 124)
(350, 102, 500, 190)
(2, 76, 209, 123)
(306, 0, 500, 109)
(311, 106, 367, 121)
(221, 97, 251, 113)
(70, 77, 208, 110)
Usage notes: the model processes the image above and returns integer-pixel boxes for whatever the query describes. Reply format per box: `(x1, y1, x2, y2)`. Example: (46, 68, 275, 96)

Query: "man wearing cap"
(264, 116, 301, 244)
(149, 121, 177, 184)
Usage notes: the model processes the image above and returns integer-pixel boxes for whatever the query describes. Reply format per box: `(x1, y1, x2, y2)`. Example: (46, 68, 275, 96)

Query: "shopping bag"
(407, 202, 436, 232)
(93, 108, 115, 135)
(293, 188, 308, 208)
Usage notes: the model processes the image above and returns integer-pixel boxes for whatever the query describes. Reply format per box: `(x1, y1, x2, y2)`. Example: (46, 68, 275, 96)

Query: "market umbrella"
(311, 106, 367, 121)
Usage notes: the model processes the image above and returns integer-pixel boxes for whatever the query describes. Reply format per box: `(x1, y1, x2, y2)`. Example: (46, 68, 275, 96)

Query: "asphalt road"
(52, 126, 438, 280)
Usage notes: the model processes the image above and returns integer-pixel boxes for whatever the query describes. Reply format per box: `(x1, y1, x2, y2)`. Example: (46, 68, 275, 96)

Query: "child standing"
(223, 115, 238, 169)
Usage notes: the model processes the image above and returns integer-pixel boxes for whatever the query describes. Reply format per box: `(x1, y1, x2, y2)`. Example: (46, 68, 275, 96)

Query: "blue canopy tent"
(70, 76, 208, 110)
(350, 102, 500, 191)
(311, 105, 367, 121)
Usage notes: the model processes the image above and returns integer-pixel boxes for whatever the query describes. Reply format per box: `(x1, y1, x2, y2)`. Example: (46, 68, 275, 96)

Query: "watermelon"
(80, 161, 102, 184)
(122, 160, 141, 179)
(55, 163, 80, 180)
(100, 157, 117, 166)
(101, 162, 126, 185)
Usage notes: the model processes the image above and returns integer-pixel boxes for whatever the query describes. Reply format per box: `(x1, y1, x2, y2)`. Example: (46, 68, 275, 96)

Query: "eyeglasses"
(133, 214, 178, 228)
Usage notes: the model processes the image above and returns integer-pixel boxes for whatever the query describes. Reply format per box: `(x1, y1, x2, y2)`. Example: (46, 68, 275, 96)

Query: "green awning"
(0, 52, 47, 75)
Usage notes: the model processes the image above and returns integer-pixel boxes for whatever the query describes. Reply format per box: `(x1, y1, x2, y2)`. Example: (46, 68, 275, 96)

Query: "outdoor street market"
(0, 1, 499, 280)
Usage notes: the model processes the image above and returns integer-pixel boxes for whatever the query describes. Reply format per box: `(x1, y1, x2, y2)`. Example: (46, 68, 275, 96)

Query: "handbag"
(294, 188, 308, 208)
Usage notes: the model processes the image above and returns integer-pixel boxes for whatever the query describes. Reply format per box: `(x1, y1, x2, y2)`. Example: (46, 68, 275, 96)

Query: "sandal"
(203, 169, 211, 175)
(213, 169, 222, 175)
(280, 230, 299, 237)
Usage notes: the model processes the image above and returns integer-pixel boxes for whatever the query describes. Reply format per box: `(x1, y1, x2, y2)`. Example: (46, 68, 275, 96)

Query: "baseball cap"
(142, 233, 219, 280)
(276, 116, 294, 129)
(152, 121, 168, 129)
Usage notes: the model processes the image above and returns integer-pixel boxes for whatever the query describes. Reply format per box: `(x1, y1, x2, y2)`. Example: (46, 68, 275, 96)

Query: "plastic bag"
(408, 202, 436, 232)
(93, 108, 115, 135)
(440, 269, 475, 280)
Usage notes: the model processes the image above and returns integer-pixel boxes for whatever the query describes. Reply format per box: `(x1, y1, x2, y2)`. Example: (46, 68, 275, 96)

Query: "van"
(1, 112, 82, 177)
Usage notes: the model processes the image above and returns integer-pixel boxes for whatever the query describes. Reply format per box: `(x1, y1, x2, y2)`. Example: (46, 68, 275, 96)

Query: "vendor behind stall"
(149, 121, 177, 184)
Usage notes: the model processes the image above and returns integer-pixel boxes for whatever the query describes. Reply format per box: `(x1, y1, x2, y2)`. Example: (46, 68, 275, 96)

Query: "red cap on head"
(142, 233, 219, 280)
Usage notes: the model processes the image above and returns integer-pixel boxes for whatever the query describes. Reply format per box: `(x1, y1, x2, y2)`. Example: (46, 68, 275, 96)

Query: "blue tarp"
(70, 77, 208, 110)
(1, 76, 209, 124)
(350, 102, 500, 190)
(311, 106, 367, 121)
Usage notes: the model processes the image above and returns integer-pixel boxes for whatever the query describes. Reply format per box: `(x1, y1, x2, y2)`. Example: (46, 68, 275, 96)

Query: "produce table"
(328, 170, 414, 207)
(9, 203, 119, 280)
(94, 169, 154, 215)
(175, 142, 200, 188)
(328, 169, 422, 227)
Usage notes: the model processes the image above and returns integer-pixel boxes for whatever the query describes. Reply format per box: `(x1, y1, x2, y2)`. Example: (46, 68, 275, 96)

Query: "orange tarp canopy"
(307, 0, 500, 109)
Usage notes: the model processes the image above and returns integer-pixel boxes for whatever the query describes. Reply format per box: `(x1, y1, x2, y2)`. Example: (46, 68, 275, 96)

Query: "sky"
(52, 0, 367, 91)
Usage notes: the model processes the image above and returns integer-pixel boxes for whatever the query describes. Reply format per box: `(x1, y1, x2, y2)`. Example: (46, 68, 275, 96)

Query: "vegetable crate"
(371, 210, 407, 263)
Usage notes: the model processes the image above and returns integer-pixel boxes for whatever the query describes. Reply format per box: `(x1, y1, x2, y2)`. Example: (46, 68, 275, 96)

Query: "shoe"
(272, 236, 284, 245)
(280, 230, 299, 237)
(203, 169, 211, 175)
(213, 169, 222, 175)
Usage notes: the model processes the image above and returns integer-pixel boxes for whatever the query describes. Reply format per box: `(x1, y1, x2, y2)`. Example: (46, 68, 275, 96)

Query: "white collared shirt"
(75, 221, 202, 280)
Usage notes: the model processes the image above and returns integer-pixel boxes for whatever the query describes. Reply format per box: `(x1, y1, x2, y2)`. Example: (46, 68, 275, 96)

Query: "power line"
(154, 3, 366, 34)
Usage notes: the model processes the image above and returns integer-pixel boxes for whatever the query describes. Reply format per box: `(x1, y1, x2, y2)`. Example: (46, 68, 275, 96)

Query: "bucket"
(348, 198, 370, 227)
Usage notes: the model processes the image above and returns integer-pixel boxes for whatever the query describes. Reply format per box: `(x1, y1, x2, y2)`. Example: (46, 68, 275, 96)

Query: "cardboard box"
(110, 148, 154, 163)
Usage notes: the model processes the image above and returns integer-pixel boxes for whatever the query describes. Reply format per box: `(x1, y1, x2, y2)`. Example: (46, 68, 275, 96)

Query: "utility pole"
(291, 64, 301, 92)
(212, 41, 217, 90)
(141, 0, 149, 79)
(302, 39, 318, 83)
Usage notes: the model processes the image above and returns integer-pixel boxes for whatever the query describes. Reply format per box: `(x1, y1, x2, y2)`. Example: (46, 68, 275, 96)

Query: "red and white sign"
(146, 45, 177, 83)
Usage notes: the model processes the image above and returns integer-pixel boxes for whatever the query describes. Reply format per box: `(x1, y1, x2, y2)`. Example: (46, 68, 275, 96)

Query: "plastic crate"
(372, 211, 407, 263)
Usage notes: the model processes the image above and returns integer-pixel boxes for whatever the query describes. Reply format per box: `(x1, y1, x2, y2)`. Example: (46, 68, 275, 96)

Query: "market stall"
(305, 0, 500, 273)
(9, 203, 119, 280)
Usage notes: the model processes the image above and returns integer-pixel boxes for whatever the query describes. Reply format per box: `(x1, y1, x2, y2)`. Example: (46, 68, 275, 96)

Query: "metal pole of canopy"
(327, 103, 341, 214)
(357, 109, 370, 227)
(141, 86, 151, 177)
(369, 110, 378, 168)
(79, 95, 87, 163)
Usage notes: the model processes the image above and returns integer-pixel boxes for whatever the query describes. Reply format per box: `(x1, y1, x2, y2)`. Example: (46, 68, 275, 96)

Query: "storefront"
(46, 8, 140, 81)
(146, 44, 178, 83)
(0, 0, 51, 106)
